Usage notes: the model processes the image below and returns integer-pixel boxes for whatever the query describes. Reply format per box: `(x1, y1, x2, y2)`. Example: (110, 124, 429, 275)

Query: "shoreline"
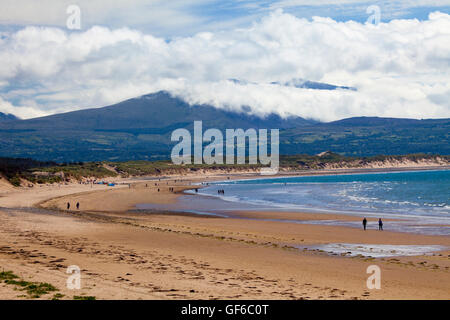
(37, 167, 450, 238)
(38, 169, 450, 242)
(137, 168, 450, 237)
(1, 167, 449, 300)
(205, 165, 450, 181)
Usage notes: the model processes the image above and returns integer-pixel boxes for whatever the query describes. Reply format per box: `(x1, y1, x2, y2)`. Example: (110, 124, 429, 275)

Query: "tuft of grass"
(5, 279, 57, 298)
(1, 270, 58, 298)
(52, 293, 65, 300)
(0, 270, 19, 281)
(73, 295, 96, 300)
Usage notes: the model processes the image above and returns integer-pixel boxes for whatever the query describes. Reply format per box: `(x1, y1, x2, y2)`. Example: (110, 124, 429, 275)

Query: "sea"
(193, 170, 450, 236)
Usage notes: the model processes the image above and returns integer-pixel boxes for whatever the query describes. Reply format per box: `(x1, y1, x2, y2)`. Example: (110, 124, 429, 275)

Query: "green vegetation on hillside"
(278, 153, 448, 169)
(39, 162, 118, 179)
(0, 153, 447, 186)
(0, 158, 117, 186)
(111, 160, 264, 176)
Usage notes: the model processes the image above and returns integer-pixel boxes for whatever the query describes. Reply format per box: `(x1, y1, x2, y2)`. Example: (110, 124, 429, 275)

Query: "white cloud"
(0, 10, 449, 121)
(0, 96, 47, 119)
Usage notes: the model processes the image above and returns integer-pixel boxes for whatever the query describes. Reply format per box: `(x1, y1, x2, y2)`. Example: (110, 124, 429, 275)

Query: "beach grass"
(73, 295, 96, 300)
(0, 270, 58, 298)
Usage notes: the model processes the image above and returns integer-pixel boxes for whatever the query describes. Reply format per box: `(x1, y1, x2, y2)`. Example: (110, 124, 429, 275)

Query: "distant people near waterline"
(362, 218, 367, 230)
(378, 218, 383, 231)
(217, 189, 224, 195)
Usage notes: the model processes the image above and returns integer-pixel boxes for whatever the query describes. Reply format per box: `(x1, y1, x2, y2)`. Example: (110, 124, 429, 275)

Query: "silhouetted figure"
(378, 218, 383, 231)
(76, 202, 80, 210)
(363, 218, 367, 230)
(67, 202, 70, 210)
(195, 188, 198, 193)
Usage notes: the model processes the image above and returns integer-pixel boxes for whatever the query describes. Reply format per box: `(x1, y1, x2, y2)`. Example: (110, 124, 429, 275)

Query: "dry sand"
(0, 175, 449, 300)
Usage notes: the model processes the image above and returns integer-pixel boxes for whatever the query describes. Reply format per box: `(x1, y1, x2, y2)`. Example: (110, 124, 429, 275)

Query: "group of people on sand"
(362, 217, 383, 231)
(66, 202, 80, 210)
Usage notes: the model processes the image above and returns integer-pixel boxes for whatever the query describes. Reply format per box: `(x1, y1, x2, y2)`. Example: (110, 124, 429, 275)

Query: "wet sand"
(0, 175, 449, 300)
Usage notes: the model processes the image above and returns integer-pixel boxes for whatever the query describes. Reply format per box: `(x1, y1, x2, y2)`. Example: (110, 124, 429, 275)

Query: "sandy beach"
(0, 172, 449, 300)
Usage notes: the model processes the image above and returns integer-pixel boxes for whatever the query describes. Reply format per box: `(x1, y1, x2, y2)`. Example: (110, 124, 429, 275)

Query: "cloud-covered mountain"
(0, 91, 447, 162)
(272, 79, 357, 91)
(1, 91, 313, 131)
(230, 78, 356, 91)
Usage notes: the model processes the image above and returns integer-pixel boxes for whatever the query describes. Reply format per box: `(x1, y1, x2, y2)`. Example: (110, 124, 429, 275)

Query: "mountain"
(0, 91, 313, 161)
(230, 78, 356, 91)
(0, 112, 19, 122)
(0, 92, 448, 162)
(1, 91, 312, 132)
(281, 117, 449, 156)
(272, 79, 357, 91)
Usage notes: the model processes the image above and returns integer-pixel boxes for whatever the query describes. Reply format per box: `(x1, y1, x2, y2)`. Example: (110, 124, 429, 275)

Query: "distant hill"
(0, 112, 19, 122)
(0, 91, 448, 161)
(281, 117, 449, 156)
(0, 91, 313, 161)
(327, 117, 447, 126)
(230, 78, 357, 91)
(272, 78, 357, 91)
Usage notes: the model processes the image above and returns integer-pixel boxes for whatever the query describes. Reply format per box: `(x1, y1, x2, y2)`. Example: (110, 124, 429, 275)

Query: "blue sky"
(191, 1, 450, 26)
(1, 1, 449, 36)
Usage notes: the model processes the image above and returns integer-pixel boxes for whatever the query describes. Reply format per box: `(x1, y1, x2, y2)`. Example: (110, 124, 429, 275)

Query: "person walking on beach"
(67, 202, 70, 210)
(363, 218, 367, 230)
(378, 218, 383, 231)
